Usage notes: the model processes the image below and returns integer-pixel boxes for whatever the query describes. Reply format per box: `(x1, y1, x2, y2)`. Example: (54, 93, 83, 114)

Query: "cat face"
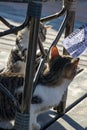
(61, 57, 79, 79)
(39, 46, 79, 85)
(5, 23, 47, 75)
(16, 22, 47, 60)
(50, 46, 79, 79)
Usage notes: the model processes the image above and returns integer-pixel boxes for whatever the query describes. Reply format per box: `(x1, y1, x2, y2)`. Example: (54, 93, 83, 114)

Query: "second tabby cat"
(2, 22, 47, 75)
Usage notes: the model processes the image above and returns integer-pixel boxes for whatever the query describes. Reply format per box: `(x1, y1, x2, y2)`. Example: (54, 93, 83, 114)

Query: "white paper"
(62, 25, 87, 58)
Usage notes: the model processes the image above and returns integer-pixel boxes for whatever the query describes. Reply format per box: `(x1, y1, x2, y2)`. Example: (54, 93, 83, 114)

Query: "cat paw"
(32, 123, 41, 130)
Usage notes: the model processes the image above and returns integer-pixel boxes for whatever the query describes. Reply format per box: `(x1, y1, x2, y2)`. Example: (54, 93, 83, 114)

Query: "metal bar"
(40, 7, 66, 22)
(21, 0, 42, 112)
(63, 0, 77, 112)
(40, 0, 67, 22)
(33, 58, 45, 93)
(38, 37, 47, 57)
(21, 18, 41, 113)
(50, 11, 70, 48)
(33, 12, 70, 94)
(0, 9, 64, 37)
(41, 93, 87, 130)
(21, 0, 42, 113)
(21, 71, 87, 130)
(0, 0, 66, 37)
(0, 0, 31, 37)
(63, 0, 76, 54)
(0, 17, 29, 37)
(55, 0, 77, 114)
(0, 16, 14, 29)
(14, 0, 42, 130)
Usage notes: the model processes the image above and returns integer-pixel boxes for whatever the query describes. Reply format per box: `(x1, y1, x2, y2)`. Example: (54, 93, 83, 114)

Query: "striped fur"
(3, 22, 47, 75)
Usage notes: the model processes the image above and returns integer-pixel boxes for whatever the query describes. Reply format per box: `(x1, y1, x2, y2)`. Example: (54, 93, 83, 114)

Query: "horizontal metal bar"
(0, 8, 66, 37)
(40, 7, 66, 22)
(0, 0, 66, 37)
(41, 93, 87, 130)
(0, 0, 31, 37)
(0, 18, 29, 37)
(0, 16, 14, 29)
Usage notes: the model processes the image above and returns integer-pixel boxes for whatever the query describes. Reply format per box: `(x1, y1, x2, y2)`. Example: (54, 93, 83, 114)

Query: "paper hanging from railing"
(62, 24, 87, 58)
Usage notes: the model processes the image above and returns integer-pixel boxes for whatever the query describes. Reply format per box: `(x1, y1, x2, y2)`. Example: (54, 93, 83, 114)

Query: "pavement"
(0, 0, 87, 130)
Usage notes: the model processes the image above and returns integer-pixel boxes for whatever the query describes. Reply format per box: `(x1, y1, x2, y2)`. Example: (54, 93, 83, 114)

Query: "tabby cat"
(2, 22, 47, 75)
(0, 46, 80, 129)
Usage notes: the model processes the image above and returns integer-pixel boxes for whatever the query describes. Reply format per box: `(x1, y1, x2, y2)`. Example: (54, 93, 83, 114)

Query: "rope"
(64, 0, 77, 11)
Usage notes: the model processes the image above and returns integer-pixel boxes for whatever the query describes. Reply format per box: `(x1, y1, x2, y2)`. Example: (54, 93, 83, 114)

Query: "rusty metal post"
(55, 0, 77, 114)
(14, 0, 42, 130)
(63, 0, 76, 54)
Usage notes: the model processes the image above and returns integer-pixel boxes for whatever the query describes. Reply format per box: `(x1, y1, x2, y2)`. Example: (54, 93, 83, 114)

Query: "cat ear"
(72, 58, 79, 68)
(50, 46, 60, 59)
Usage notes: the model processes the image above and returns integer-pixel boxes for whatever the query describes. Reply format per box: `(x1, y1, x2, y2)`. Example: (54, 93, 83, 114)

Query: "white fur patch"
(18, 27, 29, 50)
(29, 78, 72, 130)
(33, 79, 72, 111)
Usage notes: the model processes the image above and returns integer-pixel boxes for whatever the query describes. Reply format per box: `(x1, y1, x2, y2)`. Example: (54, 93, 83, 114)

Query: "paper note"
(62, 25, 87, 58)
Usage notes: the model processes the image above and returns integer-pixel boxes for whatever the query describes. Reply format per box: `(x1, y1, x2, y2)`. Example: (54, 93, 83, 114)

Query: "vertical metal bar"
(21, 18, 41, 113)
(22, 0, 42, 113)
(56, 0, 77, 114)
(62, 0, 77, 113)
(14, 0, 42, 130)
(63, 0, 76, 54)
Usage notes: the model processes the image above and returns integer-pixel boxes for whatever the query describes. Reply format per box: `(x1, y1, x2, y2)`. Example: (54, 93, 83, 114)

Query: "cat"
(14, 46, 79, 130)
(2, 22, 47, 75)
(0, 46, 80, 130)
